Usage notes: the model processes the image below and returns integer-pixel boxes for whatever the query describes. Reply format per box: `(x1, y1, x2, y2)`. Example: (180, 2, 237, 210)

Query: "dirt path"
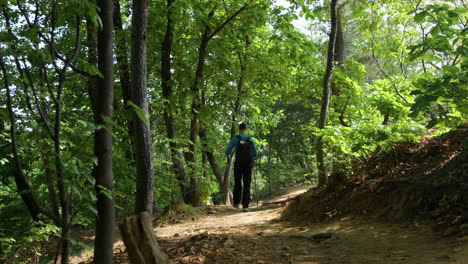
(77, 185, 468, 264)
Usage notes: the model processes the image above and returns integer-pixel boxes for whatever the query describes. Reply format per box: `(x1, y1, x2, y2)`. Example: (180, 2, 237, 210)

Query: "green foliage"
(408, 3, 467, 128)
(1, 0, 466, 261)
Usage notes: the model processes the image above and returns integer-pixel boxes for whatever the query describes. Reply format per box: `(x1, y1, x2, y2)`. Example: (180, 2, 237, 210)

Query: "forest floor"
(70, 184, 468, 264)
(68, 126, 467, 264)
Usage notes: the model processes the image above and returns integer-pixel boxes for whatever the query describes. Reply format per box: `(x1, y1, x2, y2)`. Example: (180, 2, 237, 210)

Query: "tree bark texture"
(331, 10, 344, 96)
(131, 0, 155, 215)
(316, 0, 338, 188)
(161, 0, 191, 203)
(113, 0, 136, 163)
(93, 0, 115, 262)
(119, 212, 171, 264)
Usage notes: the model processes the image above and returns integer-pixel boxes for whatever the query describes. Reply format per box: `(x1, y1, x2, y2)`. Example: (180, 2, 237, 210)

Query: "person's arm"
(251, 138, 258, 160)
(225, 136, 238, 158)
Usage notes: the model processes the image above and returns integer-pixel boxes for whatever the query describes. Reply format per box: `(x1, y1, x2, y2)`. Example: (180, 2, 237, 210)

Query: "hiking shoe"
(243, 208, 249, 212)
(234, 204, 240, 209)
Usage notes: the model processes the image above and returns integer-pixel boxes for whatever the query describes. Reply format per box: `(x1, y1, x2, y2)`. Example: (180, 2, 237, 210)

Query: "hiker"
(225, 122, 258, 211)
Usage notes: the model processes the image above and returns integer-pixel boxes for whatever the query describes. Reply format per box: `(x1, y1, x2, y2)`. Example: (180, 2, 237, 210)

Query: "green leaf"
(452, 7, 467, 14)
(463, 139, 468, 149)
(414, 11, 428, 23)
(426, 118, 438, 129)
(88, 204, 98, 215)
(127, 101, 149, 125)
(442, 65, 459, 74)
(430, 25, 441, 36)
(97, 185, 113, 199)
(69, 247, 82, 257)
(0, 31, 16, 42)
(77, 241, 92, 251)
(86, 64, 103, 78)
(39, 253, 55, 264)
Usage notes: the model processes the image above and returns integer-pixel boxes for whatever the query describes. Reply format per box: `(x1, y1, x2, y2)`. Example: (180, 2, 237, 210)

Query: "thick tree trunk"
(131, 0, 155, 215)
(93, 0, 115, 262)
(161, 0, 191, 203)
(316, 0, 338, 188)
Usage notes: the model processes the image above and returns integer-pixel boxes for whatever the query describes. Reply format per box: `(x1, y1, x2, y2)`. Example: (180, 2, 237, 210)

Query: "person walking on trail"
(225, 122, 258, 212)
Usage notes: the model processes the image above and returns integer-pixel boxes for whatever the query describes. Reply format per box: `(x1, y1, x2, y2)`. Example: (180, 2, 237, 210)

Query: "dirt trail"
(108, 185, 468, 264)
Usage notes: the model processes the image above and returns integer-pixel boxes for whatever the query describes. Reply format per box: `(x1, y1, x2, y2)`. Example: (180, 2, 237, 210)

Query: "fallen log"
(119, 212, 171, 264)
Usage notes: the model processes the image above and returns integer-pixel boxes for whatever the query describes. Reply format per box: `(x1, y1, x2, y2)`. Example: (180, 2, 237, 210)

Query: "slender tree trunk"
(184, 5, 250, 206)
(329, 8, 346, 186)
(199, 128, 224, 186)
(222, 37, 249, 205)
(131, 0, 155, 215)
(267, 132, 273, 194)
(184, 11, 215, 206)
(331, 10, 344, 96)
(161, 0, 191, 203)
(93, 0, 115, 262)
(0, 54, 55, 223)
(113, 0, 136, 163)
(316, 0, 338, 188)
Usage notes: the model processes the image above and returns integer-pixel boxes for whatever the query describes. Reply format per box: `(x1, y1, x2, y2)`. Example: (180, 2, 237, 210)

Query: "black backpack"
(235, 135, 254, 166)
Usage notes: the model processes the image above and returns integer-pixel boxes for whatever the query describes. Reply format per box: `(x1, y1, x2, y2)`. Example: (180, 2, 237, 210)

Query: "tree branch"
(370, 14, 408, 104)
(208, 1, 252, 40)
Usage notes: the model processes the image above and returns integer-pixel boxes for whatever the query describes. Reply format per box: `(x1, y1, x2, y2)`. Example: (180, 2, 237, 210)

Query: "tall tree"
(93, 0, 115, 262)
(316, 0, 338, 187)
(131, 0, 155, 214)
(222, 37, 249, 205)
(161, 0, 191, 203)
(185, 2, 251, 206)
(113, 0, 136, 163)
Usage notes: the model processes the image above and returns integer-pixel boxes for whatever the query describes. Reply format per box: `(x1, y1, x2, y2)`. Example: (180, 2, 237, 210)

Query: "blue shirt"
(225, 134, 258, 159)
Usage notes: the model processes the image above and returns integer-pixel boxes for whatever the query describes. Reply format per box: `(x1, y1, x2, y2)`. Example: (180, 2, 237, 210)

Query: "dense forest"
(0, 0, 466, 263)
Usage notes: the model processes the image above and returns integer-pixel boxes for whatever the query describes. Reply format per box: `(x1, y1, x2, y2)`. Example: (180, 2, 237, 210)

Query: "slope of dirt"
(283, 125, 468, 237)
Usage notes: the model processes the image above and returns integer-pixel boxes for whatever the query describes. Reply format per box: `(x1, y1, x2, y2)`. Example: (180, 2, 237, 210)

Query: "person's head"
(239, 122, 248, 133)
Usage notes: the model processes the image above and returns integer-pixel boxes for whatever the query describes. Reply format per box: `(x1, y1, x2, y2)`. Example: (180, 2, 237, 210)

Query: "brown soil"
(69, 184, 468, 264)
(284, 125, 468, 236)
(68, 126, 468, 264)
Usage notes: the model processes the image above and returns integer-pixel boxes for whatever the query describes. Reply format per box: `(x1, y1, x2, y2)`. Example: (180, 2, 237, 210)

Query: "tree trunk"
(131, 0, 155, 215)
(331, 10, 344, 96)
(113, 0, 136, 163)
(184, 10, 215, 206)
(329, 8, 347, 186)
(119, 212, 171, 264)
(267, 132, 273, 194)
(0, 54, 55, 223)
(222, 37, 249, 205)
(184, 5, 250, 206)
(160, 0, 191, 203)
(316, 0, 338, 188)
(93, 0, 115, 262)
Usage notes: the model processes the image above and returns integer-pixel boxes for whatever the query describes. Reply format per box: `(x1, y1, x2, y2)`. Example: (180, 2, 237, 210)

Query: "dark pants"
(233, 163, 252, 208)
